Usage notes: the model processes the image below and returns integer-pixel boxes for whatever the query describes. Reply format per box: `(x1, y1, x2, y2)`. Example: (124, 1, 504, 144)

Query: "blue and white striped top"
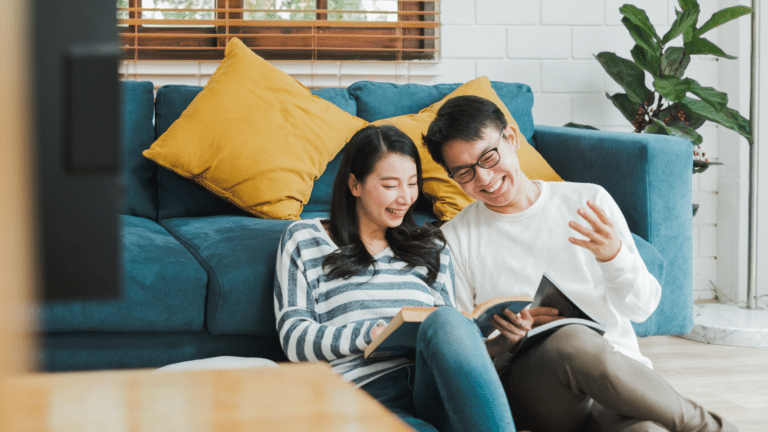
(274, 218, 456, 387)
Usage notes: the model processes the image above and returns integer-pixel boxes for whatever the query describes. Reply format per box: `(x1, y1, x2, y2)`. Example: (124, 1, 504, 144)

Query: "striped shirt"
(274, 218, 456, 387)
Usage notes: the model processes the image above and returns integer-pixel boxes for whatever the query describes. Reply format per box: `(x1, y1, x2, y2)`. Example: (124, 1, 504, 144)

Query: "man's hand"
(529, 306, 562, 328)
(486, 307, 560, 357)
(568, 200, 622, 262)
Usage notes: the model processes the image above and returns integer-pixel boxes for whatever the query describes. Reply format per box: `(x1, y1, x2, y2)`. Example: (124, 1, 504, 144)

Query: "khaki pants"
(501, 325, 736, 432)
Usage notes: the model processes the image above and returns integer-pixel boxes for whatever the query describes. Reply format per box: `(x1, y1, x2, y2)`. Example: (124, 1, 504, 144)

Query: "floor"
(639, 335, 768, 432)
(683, 301, 768, 347)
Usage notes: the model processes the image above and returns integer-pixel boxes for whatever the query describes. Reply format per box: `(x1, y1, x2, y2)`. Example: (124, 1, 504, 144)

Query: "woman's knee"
(416, 307, 480, 352)
(393, 411, 440, 432)
(419, 307, 472, 335)
(423, 306, 467, 326)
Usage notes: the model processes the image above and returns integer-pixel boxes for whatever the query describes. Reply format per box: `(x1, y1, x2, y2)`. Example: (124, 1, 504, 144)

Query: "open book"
(364, 274, 605, 360)
(364, 296, 531, 359)
(508, 274, 605, 361)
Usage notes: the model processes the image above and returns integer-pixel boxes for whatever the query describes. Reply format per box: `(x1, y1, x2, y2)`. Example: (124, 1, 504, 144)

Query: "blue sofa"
(39, 80, 694, 371)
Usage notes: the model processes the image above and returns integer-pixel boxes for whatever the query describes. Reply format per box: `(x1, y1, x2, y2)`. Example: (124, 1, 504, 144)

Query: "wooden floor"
(638, 336, 768, 432)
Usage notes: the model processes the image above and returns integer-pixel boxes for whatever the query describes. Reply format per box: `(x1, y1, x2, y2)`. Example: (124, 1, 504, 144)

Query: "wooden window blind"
(118, 0, 439, 62)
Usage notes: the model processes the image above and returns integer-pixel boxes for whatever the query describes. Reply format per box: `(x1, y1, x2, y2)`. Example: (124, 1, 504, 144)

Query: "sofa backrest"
(121, 80, 159, 219)
(347, 81, 535, 144)
(120, 79, 536, 220)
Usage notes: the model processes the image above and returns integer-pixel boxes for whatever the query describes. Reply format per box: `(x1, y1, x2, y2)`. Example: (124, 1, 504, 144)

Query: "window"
(118, 0, 439, 61)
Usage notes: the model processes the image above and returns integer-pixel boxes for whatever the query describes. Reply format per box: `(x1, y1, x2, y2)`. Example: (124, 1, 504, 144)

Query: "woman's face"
(350, 152, 419, 233)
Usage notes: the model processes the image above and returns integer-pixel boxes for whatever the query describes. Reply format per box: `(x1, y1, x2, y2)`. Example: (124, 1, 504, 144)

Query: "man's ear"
(504, 125, 521, 150)
(349, 173, 362, 197)
(440, 162, 451, 175)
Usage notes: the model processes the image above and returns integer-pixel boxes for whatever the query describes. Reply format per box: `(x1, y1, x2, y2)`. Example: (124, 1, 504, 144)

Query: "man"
(423, 95, 736, 432)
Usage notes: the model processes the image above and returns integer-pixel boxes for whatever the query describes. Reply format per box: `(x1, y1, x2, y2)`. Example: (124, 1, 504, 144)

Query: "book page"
(532, 275, 593, 321)
(364, 307, 436, 359)
(507, 275, 607, 362)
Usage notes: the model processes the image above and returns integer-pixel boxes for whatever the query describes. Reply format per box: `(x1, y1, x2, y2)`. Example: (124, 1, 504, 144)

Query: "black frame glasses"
(448, 128, 504, 184)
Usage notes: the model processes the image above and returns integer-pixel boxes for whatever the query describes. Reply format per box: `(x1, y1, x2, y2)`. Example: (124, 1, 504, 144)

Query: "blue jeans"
(361, 307, 516, 432)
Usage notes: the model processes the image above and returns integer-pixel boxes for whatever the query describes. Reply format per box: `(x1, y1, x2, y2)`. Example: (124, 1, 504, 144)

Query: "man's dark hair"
(423, 95, 507, 169)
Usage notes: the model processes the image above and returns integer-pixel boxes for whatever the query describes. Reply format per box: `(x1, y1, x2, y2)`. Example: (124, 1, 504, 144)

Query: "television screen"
(33, 0, 121, 300)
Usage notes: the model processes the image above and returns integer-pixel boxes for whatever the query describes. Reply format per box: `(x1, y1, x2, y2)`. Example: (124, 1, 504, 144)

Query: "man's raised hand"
(568, 200, 622, 263)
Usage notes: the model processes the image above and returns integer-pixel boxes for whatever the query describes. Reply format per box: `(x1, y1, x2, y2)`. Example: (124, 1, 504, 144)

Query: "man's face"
(441, 125, 528, 214)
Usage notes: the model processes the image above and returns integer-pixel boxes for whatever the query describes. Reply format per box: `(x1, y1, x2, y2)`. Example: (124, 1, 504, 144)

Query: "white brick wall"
(442, 25, 506, 58)
(126, 0, 745, 300)
(541, 0, 605, 25)
(507, 27, 571, 59)
(476, 0, 540, 25)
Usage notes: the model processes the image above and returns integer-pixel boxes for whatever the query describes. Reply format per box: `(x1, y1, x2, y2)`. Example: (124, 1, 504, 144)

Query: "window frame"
(119, 0, 439, 61)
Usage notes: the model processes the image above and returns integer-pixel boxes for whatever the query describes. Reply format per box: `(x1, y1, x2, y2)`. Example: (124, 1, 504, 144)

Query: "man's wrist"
(597, 241, 622, 263)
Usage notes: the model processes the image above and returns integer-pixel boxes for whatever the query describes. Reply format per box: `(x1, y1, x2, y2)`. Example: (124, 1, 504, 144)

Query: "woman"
(274, 125, 516, 431)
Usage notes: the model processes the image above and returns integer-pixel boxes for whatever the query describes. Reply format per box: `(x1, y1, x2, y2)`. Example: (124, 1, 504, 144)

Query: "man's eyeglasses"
(448, 128, 504, 184)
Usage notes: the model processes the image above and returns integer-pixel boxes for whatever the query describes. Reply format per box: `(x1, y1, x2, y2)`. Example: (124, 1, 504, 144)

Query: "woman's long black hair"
(323, 124, 446, 285)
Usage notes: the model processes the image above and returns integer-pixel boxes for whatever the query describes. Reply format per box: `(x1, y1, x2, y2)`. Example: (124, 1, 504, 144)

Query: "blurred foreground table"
(3, 362, 413, 432)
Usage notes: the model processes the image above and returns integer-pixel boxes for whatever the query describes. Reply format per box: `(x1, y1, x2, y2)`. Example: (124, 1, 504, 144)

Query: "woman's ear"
(349, 173, 362, 197)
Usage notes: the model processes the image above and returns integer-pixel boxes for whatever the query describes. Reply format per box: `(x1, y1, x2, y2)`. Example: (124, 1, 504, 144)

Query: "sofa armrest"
(533, 125, 693, 336)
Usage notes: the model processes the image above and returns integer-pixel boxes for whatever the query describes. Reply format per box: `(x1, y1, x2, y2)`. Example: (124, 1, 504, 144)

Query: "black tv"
(33, 0, 121, 300)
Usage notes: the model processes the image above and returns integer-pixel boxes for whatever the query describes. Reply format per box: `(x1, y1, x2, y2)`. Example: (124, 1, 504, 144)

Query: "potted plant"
(568, 0, 753, 183)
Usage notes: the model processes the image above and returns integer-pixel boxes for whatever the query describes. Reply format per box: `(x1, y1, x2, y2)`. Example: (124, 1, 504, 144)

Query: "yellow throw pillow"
(373, 76, 561, 220)
(143, 37, 368, 220)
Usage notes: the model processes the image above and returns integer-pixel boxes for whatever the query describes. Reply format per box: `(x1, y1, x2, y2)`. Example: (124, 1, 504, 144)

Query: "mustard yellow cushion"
(142, 38, 368, 220)
(373, 76, 562, 220)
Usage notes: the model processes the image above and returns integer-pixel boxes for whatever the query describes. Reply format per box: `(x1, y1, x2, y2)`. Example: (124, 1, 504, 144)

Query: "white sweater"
(442, 181, 660, 369)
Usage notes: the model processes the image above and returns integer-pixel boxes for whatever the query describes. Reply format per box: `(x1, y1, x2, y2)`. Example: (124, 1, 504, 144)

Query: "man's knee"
(589, 403, 669, 432)
(625, 422, 668, 432)
(588, 415, 668, 432)
(539, 324, 613, 370)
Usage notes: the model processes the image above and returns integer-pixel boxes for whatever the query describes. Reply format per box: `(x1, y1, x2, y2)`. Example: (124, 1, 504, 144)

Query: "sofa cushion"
(152, 86, 358, 218)
(631, 232, 667, 336)
(309, 87, 358, 115)
(153, 85, 246, 220)
(349, 80, 536, 145)
(372, 77, 561, 220)
(161, 216, 294, 337)
(632, 233, 665, 288)
(154, 355, 278, 372)
(120, 80, 158, 219)
(41, 215, 208, 333)
(143, 37, 367, 220)
(42, 332, 287, 371)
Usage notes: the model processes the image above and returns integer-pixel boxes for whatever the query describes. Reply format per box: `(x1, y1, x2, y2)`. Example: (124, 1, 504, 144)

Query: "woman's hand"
(370, 324, 386, 340)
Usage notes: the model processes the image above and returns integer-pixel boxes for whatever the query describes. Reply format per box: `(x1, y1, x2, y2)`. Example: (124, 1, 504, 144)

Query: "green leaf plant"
(568, 1, 753, 175)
